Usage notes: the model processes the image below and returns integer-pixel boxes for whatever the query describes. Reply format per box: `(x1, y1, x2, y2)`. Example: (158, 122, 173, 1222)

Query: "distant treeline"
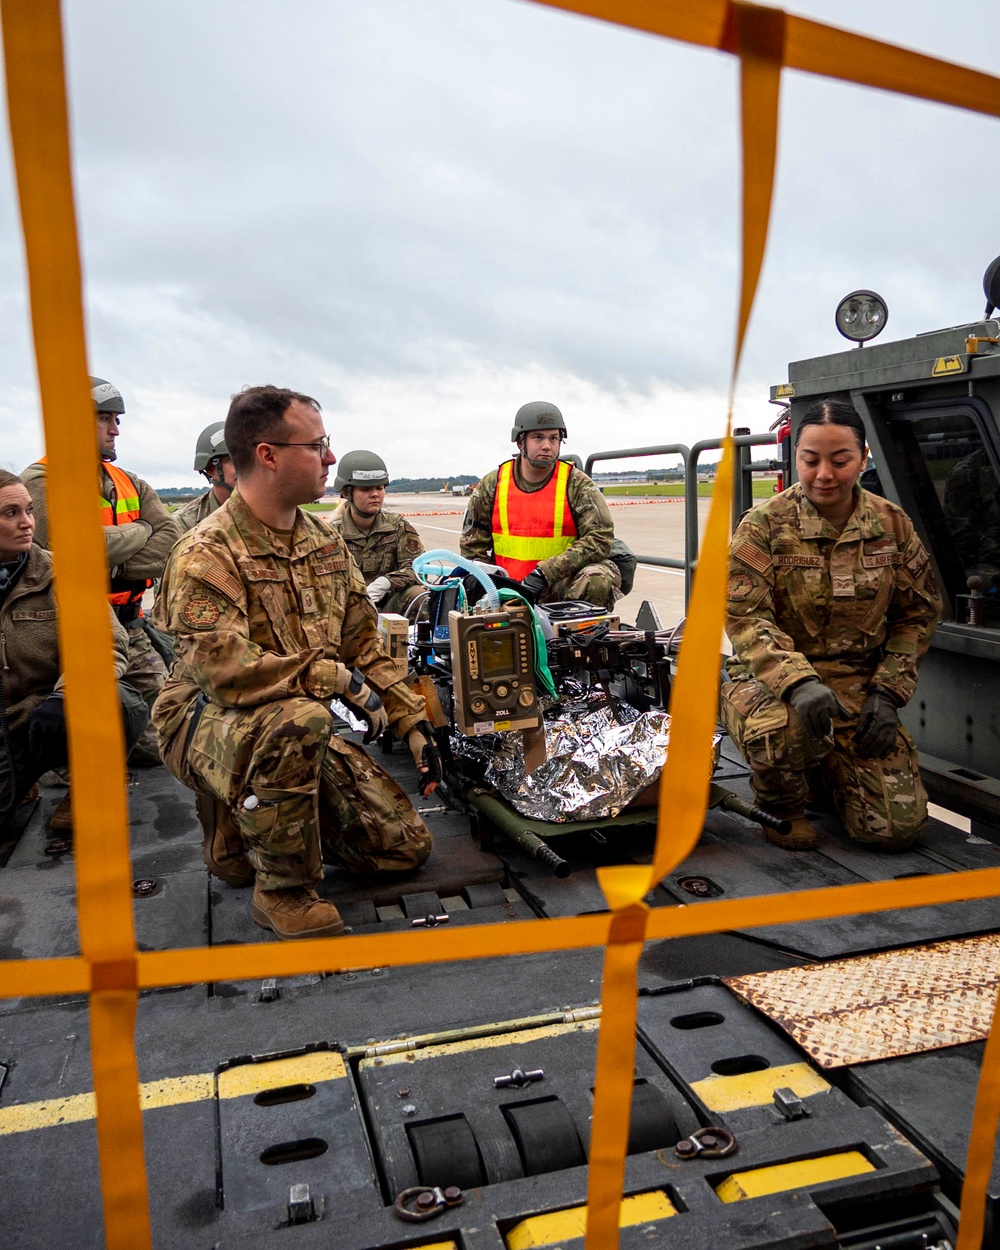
(386, 476, 479, 493)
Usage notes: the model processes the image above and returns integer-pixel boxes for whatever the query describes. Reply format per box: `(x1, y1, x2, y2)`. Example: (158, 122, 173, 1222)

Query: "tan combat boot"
(766, 816, 819, 851)
(44, 790, 74, 856)
(196, 795, 255, 888)
(252, 885, 346, 940)
(49, 790, 72, 831)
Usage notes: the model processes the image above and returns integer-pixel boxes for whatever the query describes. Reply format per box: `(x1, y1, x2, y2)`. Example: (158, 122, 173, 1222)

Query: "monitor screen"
(480, 631, 516, 678)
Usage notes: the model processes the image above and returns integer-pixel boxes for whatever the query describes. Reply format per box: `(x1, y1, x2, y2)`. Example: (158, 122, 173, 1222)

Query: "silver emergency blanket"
(482, 702, 676, 822)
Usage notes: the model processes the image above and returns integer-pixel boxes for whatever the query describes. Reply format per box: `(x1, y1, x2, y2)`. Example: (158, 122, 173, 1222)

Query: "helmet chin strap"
(518, 436, 561, 470)
(207, 461, 234, 493)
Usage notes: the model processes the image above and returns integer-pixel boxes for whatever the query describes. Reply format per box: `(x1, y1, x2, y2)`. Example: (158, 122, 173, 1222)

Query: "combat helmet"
(511, 401, 566, 443)
(334, 450, 390, 494)
(193, 421, 229, 471)
(90, 377, 125, 415)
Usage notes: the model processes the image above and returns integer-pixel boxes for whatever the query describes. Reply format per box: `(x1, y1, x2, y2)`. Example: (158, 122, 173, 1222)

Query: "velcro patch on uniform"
(906, 549, 929, 575)
(313, 556, 348, 575)
(861, 553, 901, 568)
(244, 565, 283, 582)
(11, 608, 56, 621)
(200, 565, 244, 603)
(774, 554, 823, 568)
(734, 541, 771, 574)
(728, 573, 756, 601)
(179, 591, 226, 630)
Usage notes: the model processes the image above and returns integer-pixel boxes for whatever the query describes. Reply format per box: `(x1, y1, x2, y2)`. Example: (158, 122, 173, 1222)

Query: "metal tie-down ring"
(674, 1127, 737, 1159)
(393, 1185, 464, 1222)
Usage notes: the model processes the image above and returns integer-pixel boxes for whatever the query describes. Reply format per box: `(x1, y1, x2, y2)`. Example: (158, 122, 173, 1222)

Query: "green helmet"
(193, 421, 229, 471)
(90, 376, 125, 415)
(334, 450, 389, 494)
(511, 400, 566, 443)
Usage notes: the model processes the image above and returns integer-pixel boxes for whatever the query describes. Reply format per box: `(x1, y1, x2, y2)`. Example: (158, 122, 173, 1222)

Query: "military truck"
(3, 269, 1000, 1249)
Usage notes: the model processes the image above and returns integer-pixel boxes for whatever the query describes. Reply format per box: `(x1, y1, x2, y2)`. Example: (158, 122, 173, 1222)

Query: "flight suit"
(153, 490, 431, 889)
(720, 484, 941, 848)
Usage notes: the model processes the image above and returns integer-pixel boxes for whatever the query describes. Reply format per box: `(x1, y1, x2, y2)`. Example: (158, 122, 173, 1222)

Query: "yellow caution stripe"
(715, 1150, 875, 1202)
(361, 1018, 599, 1068)
(506, 1190, 677, 1248)
(0, 1051, 346, 1136)
(690, 1061, 829, 1112)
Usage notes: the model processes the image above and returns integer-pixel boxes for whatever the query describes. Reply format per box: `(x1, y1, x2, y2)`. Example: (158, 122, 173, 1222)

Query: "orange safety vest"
(39, 456, 151, 611)
(491, 459, 577, 581)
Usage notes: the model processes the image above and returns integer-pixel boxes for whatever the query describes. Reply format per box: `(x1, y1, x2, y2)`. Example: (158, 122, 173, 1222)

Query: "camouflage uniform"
(720, 484, 941, 848)
(174, 489, 222, 535)
(152, 489, 431, 890)
(461, 459, 620, 608)
(329, 504, 426, 616)
(21, 459, 181, 765)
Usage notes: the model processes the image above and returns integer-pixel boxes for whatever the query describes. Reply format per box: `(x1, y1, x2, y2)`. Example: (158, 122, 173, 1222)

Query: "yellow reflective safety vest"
(98, 461, 143, 527)
(491, 459, 577, 581)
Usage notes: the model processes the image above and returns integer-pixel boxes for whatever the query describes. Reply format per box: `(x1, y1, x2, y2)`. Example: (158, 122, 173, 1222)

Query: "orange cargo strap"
(6, 4, 1000, 1250)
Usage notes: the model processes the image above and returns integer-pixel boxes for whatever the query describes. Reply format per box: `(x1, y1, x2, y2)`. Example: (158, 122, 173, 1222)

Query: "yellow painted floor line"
(0, 1051, 346, 1136)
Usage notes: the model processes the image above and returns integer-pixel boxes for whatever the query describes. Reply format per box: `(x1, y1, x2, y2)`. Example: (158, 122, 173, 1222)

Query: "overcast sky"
(3, 0, 1000, 487)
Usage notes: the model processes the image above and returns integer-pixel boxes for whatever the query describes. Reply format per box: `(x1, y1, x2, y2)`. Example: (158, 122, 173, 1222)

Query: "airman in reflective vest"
(460, 401, 620, 610)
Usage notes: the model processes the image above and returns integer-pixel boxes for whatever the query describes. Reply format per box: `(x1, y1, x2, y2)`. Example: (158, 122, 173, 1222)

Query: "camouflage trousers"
(165, 696, 432, 890)
(381, 584, 426, 618)
(720, 675, 927, 849)
(543, 561, 621, 612)
(124, 624, 169, 766)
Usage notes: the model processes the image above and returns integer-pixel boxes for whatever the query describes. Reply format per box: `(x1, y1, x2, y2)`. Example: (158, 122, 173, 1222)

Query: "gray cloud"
(3, 0, 999, 483)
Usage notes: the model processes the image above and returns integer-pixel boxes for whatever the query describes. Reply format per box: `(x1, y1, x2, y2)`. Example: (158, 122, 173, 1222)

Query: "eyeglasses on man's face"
(261, 436, 332, 455)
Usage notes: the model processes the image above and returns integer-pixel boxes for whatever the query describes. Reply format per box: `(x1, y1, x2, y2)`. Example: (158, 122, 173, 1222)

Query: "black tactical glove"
(28, 692, 68, 757)
(332, 665, 389, 744)
(407, 721, 443, 796)
(853, 688, 900, 759)
(520, 568, 547, 601)
(786, 680, 850, 743)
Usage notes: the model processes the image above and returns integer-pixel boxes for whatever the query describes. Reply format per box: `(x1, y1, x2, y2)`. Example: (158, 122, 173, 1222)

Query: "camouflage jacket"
(174, 489, 222, 535)
(0, 545, 129, 733)
(152, 489, 426, 744)
(21, 460, 181, 580)
(460, 458, 614, 583)
(725, 484, 942, 709)
(329, 506, 424, 590)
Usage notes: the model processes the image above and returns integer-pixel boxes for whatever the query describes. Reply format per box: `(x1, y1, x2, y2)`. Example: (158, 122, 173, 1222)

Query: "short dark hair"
(224, 385, 320, 475)
(0, 470, 24, 493)
(796, 396, 866, 455)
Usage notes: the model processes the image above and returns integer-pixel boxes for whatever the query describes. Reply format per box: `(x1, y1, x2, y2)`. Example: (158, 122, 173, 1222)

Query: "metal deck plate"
(724, 934, 1000, 1068)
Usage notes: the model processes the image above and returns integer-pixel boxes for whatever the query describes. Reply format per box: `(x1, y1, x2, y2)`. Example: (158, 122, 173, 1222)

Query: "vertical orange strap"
(584, 7, 781, 1248)
(582, 905, 648, 1248)
(0, 2, 152, 1248)
(956, 989, 1000, 1249)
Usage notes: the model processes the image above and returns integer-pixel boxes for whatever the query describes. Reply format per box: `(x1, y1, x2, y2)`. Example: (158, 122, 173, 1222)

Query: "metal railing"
(585, 432, 778, 604)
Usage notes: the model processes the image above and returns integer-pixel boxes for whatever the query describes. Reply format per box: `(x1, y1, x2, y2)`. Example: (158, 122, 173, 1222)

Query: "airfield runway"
(385, 492, 713, 628)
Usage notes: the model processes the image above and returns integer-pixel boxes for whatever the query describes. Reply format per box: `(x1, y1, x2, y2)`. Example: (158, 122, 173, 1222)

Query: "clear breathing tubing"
(412, 550, 501, 612)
